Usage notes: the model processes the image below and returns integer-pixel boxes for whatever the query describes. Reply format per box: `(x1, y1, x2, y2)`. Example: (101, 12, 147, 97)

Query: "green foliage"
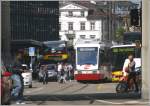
(115, 27, 125, 41)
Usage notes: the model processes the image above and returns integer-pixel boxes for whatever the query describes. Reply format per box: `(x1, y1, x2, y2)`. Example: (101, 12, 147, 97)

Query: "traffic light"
(130, 9, 139, 26)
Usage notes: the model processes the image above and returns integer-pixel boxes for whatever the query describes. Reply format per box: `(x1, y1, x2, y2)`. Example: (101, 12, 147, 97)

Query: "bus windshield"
(44, 42, 66, 53)
(77, 47, 98, 65)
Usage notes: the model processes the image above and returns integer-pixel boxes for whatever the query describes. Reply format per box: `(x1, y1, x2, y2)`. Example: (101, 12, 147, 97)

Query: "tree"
(115, 27, 125, 42)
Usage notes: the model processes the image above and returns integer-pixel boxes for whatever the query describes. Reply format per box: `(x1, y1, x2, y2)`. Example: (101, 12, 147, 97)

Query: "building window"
(68, 11, 73, 17)
(59, 22, 61, 31)
(90, 35, 96, 39)
(68, 22, 73, 30)
(88, 9, 94, 15)
(80, 35, 86, 39)
(80, 22, 85, 30)
(90, 22, 95, 30)
(81, 11, 84, 17)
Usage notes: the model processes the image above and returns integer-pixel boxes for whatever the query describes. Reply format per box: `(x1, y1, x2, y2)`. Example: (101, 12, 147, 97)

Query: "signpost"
(29, 47, 35, 71)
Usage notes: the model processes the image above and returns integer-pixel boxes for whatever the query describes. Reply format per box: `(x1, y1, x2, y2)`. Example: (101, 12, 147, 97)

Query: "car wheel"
(29, 84, 32, 88)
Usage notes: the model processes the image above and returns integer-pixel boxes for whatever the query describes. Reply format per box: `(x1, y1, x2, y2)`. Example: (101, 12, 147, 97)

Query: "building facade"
(59, 2, 103, 46)
(10, 1, 59, 41)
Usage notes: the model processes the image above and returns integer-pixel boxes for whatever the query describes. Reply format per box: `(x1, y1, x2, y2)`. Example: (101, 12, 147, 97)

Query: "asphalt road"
(11, 80, 149, 105)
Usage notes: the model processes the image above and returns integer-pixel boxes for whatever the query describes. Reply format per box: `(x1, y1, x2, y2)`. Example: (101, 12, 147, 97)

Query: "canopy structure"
(11, 39, 44, 49)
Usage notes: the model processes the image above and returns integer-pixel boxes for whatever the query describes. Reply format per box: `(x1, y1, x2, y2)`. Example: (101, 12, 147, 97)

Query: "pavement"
(10, 80, 149, 105)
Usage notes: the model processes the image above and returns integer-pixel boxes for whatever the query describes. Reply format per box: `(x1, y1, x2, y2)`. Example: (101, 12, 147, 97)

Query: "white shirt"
(57, 64, 62, 72)
(122, 59, 135, 76)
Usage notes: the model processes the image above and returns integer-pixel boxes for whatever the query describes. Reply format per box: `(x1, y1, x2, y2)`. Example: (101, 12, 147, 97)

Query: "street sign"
(29, 47, 35, 56)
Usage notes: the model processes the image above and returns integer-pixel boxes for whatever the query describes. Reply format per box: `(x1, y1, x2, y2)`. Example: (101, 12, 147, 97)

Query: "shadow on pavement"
(25, 93, 141, 101)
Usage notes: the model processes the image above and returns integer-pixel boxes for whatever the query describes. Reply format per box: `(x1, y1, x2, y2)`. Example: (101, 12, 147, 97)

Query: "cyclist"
(122, 54, 139, 92)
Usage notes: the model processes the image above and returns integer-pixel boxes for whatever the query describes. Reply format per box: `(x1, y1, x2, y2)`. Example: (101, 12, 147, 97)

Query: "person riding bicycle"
(122, 54, 139, 92)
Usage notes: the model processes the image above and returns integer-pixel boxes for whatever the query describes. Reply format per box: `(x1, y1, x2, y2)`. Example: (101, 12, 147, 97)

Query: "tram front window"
(77, 47, 98, 65)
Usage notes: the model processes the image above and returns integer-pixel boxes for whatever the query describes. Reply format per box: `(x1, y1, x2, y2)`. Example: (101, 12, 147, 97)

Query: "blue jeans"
(11, 74, 24, 102)
(11, 86, 22, 101)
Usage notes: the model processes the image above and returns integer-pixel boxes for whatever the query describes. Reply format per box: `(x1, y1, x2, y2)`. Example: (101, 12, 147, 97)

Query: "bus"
(74, 39, 111, 81)
(42, 41, 69, 62)
(111, 44, 141, 82)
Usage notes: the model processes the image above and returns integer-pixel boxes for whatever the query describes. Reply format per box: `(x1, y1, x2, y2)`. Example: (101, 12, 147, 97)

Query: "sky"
(130, 0, 141, 3)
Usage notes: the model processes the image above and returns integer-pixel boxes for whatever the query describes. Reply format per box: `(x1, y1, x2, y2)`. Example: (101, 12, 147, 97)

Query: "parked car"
(1, 63, 12, 105)
(47, 64, 58, 80)
(38, 64, 57, 81)
(21, 64, 32, 88)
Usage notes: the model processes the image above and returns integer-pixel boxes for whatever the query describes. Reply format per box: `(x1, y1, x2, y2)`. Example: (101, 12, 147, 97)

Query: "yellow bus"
(42, 41, 69, 62)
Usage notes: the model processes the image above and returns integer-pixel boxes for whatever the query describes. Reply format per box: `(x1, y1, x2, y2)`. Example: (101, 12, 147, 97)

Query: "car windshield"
(47, 65, 55, 70)
(77, 47, 98, 65)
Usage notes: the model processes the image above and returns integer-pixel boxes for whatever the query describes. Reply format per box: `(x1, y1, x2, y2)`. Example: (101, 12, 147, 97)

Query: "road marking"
(96, 99, 122, 105)
(25, 87, 43, 94)
(96, 84, 102, 91)
(95, 99, 150, 105)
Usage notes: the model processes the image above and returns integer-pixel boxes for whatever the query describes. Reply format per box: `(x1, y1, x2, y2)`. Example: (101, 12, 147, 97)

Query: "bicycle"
(116, 67, 141, 93)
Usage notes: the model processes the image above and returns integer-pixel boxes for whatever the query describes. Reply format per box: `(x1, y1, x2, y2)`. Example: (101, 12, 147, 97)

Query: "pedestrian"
(11, 53, 25, 104)
(60, 63, 67, 83)
(57, 63, 62, 82)
(11, 71, 24, 104)
(42, 65, 48, 85)
(67, 63, 73, 82)
(63, 63, 68, 80)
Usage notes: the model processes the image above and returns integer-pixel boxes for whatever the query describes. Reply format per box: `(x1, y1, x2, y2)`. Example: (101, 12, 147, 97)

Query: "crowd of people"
(39, 62, 74, 84)
(57, 62, 73, 83)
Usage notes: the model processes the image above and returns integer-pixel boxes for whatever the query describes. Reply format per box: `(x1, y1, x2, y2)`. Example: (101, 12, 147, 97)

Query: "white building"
(59, 2, 103, 46)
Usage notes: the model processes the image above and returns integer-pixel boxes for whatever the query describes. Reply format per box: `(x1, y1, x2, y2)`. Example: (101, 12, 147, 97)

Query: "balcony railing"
(64, 30, 75, 40)
(65, 30, 75, 35)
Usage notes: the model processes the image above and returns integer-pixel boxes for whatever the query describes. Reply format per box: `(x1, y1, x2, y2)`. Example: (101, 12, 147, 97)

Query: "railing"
(64, 30, 75, 35)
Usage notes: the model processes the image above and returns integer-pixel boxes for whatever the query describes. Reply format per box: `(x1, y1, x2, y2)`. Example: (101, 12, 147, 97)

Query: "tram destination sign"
(113, 47, 134, 53)
(78, 47, 97, 51)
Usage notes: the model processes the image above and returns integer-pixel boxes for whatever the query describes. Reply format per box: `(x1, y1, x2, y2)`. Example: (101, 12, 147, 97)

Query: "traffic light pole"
(142, 0, 150, 100)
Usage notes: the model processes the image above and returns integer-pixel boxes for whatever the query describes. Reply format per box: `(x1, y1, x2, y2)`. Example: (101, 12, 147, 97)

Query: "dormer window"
(81, 11, 85, 17)
(68, 11, 73, 17)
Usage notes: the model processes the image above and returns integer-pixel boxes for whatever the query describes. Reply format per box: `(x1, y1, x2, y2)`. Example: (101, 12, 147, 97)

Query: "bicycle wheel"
(116, 82, 128, 93)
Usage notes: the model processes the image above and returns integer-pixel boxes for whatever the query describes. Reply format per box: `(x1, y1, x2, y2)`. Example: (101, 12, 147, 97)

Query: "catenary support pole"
(142, 0, 150, 100)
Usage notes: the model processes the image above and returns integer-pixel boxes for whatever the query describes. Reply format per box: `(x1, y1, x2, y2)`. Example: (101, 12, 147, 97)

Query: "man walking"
(43, 65, 48, 85)
(11, 53, 25, 104)
(57, 63, 62, 82)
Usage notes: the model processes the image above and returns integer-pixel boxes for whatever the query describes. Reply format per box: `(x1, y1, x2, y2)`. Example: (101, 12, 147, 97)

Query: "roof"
(73, 1, 107, 20)
(60, 1, 107, 20)
(111, 44, 136, 48)
(75, 39, 100, 45)
(43, 40, 66, 45)
(11, 39, 43, 48)
(59, 2, 88, 10)
(124, 32, 142, 36)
